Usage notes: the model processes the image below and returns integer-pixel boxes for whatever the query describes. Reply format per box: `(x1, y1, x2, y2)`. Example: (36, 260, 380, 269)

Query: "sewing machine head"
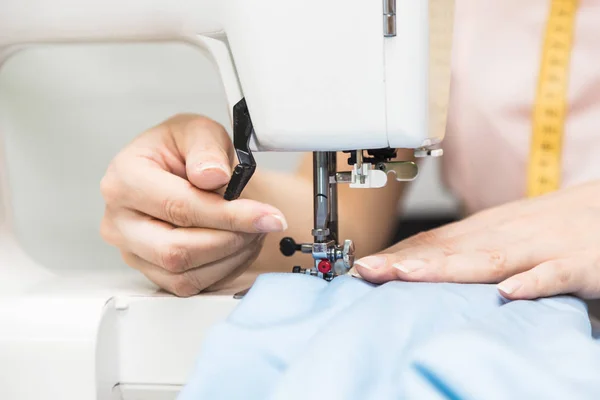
(1, 0, 454, 281)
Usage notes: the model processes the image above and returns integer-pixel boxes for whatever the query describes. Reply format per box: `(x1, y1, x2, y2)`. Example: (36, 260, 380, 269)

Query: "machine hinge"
(383, 0, 396, 37)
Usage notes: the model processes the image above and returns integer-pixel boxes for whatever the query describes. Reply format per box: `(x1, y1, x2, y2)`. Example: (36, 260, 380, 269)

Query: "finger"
(122, 251, 199, 297)
(100, 206, 123, 247)
(355, 250, 515, 285)
(115, 209, 262, 273)
(121, 236, 263, 297)
(497, 258, 590, 300)
(113, 157, 286, 233)
(202, 234, 266, 293)
(167, 115, 234, 191)
(355, 230, 545, 285)
(183, 234, 264, 292)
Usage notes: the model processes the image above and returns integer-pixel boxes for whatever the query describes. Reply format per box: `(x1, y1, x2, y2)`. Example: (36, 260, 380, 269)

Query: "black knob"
(292, 266, 302, 274)
(280, 237, 300, 257)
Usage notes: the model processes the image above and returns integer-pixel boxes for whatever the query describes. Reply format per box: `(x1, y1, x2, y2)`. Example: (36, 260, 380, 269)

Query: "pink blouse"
(442, 0, 600, 214)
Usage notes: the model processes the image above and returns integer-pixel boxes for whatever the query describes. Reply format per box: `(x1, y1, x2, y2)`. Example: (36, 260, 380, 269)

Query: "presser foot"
(281, 237, 355, 282)
(292, 266, 336, 281)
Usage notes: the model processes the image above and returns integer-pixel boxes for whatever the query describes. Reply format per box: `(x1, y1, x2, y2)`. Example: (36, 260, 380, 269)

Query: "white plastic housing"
(0, 0, 454, 152)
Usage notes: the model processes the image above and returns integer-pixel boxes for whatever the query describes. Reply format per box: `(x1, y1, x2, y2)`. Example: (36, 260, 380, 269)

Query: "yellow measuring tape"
(527, 0, 578, 197)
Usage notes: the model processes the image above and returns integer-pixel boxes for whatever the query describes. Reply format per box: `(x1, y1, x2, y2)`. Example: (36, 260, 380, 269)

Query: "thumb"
(168, 114, 235, 191)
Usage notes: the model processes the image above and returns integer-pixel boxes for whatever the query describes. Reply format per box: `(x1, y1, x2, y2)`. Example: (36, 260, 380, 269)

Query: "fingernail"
(354, 256, 387, 270)
(497, 279, 522, 295)
(392, 260, 427, 274)
(348, 267, 364, 279)
(254, 214, 288, 232)
(197, 162, 230, 176)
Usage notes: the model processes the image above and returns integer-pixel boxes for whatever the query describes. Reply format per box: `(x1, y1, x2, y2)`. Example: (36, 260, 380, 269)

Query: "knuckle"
(529, 260, 571, 295)
(549, 260, 571, 284)
(220, 205, 238, 232)
(158, 244, 193, 273)
(438, 240, 457, 257)
(99, 173, 120, 205)
(120, 252, 144, 273)
(183, 115, 226, 136)
(168, 112, 199, 122)
(181, 116, 233, 158)
(161, 196, 193, 227)
(120, 251, 134, 265)
(163, 113, 207, 131)
(486, 248, 508, 279)
(99, 217, 117, 245)
(169, 114, 228, 145)
(168, 113, 207, 125)
(530, 273, 543, 292)
(168, 274, 199, 297)
(557, 269, 572, 285)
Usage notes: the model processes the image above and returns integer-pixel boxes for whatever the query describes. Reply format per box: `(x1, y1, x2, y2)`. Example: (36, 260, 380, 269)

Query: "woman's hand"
(355, 181, 600, 300)
(100, 114, 287, 297)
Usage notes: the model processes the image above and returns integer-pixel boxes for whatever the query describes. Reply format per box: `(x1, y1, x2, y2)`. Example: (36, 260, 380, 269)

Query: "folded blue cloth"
(178, 273, 600, 400)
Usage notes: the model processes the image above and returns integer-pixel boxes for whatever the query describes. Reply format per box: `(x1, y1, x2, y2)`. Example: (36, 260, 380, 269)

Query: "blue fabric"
(178, 273, 600, 400)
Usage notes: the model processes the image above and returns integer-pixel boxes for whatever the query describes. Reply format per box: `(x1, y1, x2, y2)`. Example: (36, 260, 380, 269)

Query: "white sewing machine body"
(0, 1, 454, 399)
(0, 0, 447, 151)
(0, 274, 240, 399)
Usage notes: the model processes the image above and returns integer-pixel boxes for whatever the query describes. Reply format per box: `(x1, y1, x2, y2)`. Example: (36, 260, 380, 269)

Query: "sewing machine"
(0, 0, 454, 398)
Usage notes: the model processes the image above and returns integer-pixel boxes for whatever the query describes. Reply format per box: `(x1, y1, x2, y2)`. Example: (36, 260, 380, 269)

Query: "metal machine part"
(226, 142, 439, 282)
(383, 0, 397, 37)
(279, 149, 420, 281)
(280, 151, 355, 281)
(414, 147, 444, 158)
(333, 160, 418, 187)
